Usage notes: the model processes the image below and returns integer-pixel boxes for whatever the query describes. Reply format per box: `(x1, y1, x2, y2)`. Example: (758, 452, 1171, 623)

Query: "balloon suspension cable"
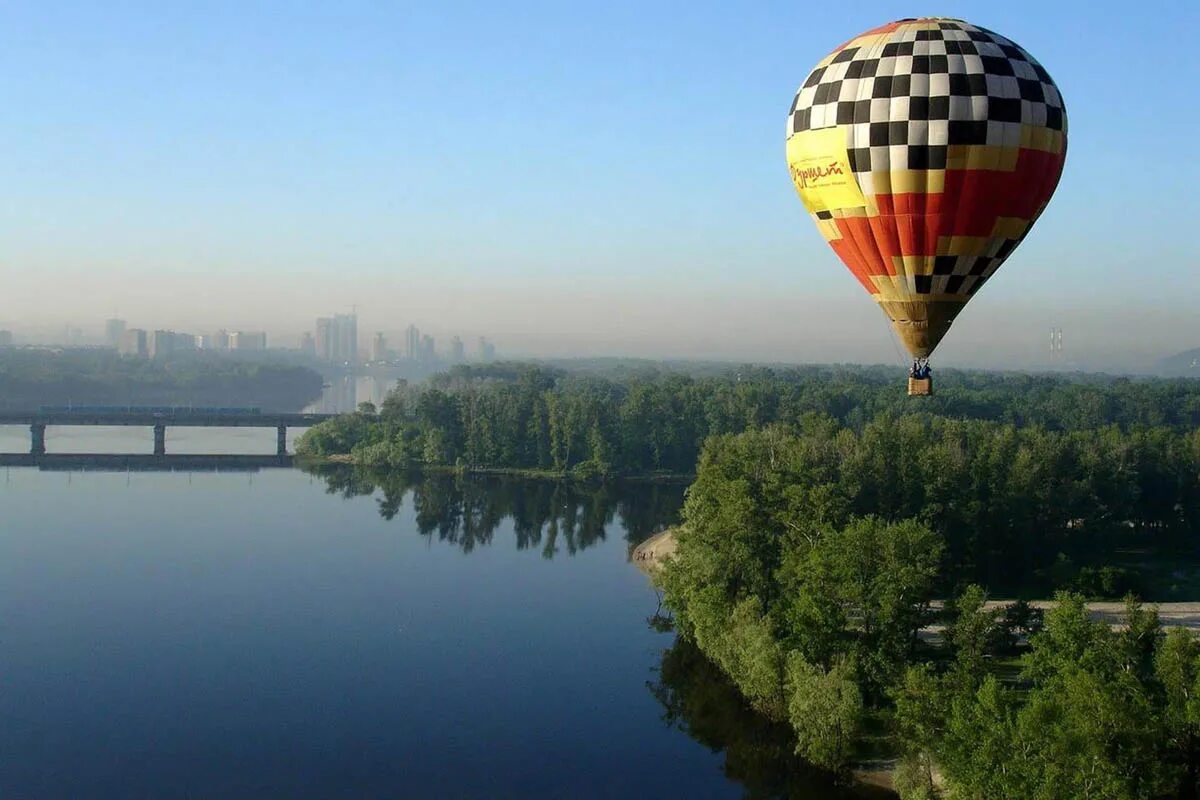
(880, 313, 908, 368)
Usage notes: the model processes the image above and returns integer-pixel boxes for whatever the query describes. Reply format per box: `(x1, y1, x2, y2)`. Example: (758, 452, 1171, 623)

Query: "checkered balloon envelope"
(785, 18, 1067, 360)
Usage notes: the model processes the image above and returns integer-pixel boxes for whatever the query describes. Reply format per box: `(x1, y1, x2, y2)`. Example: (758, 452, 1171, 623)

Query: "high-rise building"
(404, 324, 420, 361)
(450, 336, 465, 363)
(150, 330, 171, 359)
(299, 331, 316, 357)
(0, 330, 13, 347)
(119, 329, 148, 358)
(315, 313, 358, 363)
(1049, 327, 1063, 360)
(371, 332, 388, 362)
(315, 318, 335, 361)
(478, 337, 495, 362)
(150, 330, 195, 359)
(119, 329, 146, 357)
(421, 334, 435, 363)
(195, 331, 228, 350)
(196, 331, 230, 350)
(231, 331, 266, 350)
(104, 318, 127, 348)
(333, 314, 358, 363)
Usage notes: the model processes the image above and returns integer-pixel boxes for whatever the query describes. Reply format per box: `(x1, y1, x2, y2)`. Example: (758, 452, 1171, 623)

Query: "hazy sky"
(3, 1, 1198, 368)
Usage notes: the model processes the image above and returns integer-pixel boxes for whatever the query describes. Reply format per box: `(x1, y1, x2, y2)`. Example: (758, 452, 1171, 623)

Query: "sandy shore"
(630, 528, 679, 573)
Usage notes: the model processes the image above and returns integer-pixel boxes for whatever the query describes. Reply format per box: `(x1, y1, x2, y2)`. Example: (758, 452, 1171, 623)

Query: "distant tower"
(230, 331, 266, 350)
(119, 329, 148, 358)
(405, 325, 421, 361)
(1049, 327, 1063, 360)
(333, 313, 358, 364)
(371, 332, 388, 362)
(478, 337, 495, 362)
(316, 317, 334, 361)
(450, 336, 465, 363)
(104, 318, 127, 348)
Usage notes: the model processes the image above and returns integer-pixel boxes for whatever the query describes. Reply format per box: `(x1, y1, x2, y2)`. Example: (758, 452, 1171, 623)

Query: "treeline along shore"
(300, 361, 1200, 797)
(298, 362, 1200, 594)
(297, 361, 1200, 475)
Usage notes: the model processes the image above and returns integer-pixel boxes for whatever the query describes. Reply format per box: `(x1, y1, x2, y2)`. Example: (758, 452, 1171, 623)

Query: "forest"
(661, 427, 1200, 798)
(0, 348, 324, 410)
(301, 361, 1200, 797)
(297, 362, 1200, 477)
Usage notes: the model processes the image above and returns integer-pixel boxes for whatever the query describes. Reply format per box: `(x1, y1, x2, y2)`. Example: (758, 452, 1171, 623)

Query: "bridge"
(0, 407, 337, 456)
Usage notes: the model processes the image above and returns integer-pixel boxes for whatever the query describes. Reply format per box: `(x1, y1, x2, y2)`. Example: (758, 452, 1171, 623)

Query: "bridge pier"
(0, 410, 333, 458)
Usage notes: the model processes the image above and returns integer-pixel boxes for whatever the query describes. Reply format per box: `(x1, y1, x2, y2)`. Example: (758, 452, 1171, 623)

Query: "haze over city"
(3, 1, 1198, 369)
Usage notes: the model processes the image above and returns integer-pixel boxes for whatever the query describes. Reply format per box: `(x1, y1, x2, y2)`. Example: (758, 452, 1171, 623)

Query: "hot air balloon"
(785, 18, 1067, 394)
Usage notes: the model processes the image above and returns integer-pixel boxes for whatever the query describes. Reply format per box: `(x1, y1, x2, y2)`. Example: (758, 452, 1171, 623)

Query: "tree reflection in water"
(648, 637, 895, 800)
(305, 465, 888, 796)
(304, 465, 685, 557)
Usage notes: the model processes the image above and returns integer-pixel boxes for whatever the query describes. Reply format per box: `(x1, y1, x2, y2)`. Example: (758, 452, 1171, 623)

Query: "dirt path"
(968, 599, 1200, 630)
(631, 529, 1200, 627)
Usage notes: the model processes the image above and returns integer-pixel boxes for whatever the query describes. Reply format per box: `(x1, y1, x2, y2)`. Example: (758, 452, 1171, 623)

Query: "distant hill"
(1158, 348, 1200, 377)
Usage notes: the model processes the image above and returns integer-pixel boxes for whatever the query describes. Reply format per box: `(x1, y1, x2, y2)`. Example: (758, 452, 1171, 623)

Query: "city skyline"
(9, 310, 501, 366)
(0, 304, 1193, 373)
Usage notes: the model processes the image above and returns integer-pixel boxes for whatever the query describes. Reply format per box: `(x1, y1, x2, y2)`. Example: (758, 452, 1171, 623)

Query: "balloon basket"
(908, 377, 933, 397)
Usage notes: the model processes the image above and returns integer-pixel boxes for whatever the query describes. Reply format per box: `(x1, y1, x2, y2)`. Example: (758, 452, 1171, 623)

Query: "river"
(0, 434, 881, 799)
(303, 375, 400, 414)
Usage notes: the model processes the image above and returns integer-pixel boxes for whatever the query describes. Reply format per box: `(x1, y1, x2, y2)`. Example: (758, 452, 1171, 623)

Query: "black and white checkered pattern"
(787, 19, 1066, 173)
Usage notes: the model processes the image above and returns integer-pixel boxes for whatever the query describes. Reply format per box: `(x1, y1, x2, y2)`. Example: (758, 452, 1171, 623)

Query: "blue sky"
(2, 1, 1197, 366)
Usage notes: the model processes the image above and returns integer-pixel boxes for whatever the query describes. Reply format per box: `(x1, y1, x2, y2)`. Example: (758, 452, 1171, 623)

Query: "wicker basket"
(908, 377, 933, 396)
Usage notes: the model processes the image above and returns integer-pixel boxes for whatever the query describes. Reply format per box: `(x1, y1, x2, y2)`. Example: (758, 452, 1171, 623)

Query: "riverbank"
(298, 455, 694, 483)
(633, 526, 1200, 795)
(631, 527, 679, 572)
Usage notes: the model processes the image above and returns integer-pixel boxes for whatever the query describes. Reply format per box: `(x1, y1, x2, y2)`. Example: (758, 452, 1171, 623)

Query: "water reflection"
(0, 453, 293, 471)
(305, 465, 686, 555)
(649, 637, 894, 800)
(304, 375, 399, 414)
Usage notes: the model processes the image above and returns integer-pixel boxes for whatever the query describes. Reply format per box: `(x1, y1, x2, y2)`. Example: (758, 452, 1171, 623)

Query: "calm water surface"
(1, 431, 876, 799)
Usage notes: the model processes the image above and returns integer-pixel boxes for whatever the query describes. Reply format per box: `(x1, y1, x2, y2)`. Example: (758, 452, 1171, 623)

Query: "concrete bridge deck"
(0, 409, 338, 455)
(0, 411, 335, 427)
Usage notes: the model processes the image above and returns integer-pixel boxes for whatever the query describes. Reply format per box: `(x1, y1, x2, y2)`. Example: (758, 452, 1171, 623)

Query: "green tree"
(779, 516, 942, 697)
(785, 654, 863, 773)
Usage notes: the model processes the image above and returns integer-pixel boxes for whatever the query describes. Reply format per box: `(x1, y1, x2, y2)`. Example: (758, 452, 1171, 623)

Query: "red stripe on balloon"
(826, 147, 1066, 282)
